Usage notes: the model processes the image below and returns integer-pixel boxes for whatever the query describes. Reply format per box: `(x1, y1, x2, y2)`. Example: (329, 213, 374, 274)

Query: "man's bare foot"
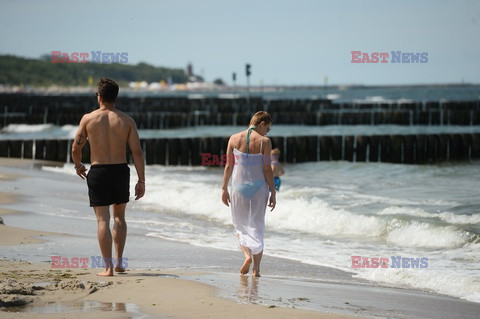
(97, 269, 113, 276)
(252, 269, 261, 277)
(240, 256, 252, 274)
(114, 266, 126, 273)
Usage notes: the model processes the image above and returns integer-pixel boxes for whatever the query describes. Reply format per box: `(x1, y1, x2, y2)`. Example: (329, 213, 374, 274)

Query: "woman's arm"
(221, 137, 235, 206)
(262, 138, 276, 211)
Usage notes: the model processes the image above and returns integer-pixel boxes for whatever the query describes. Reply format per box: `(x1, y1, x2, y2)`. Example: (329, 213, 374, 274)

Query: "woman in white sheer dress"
(222, 111, 276, 277)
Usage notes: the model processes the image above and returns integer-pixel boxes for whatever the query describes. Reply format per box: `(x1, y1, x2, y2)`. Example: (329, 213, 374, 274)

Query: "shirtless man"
(72, 77, 145, 277)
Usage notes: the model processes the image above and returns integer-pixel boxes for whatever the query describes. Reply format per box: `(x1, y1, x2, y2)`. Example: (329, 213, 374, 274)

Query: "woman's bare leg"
(252, 250, 263, 277)
(240, 245, 252, 274)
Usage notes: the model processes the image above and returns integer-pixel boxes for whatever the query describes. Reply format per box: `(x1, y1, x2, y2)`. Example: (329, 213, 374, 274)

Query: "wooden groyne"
(1, 94, 479, 128)
(1, 133, 479, 165)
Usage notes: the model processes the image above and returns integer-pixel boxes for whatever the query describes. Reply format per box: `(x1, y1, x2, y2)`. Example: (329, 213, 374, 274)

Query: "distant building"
(186, 63, 193, 77)
(186, 62, 204, 83)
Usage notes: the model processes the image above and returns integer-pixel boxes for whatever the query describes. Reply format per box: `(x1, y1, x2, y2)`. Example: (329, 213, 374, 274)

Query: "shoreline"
(1, 158, 479, 318)
(1, 259, 351, 319)
(0, 158, 360, 319)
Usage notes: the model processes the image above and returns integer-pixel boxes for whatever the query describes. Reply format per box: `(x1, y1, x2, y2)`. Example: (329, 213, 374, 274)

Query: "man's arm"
(72, 115, 88, 179)
(128, 119, 145, 200)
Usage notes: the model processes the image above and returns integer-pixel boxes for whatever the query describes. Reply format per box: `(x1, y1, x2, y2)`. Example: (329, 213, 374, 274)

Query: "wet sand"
(1, 259, 352, 319)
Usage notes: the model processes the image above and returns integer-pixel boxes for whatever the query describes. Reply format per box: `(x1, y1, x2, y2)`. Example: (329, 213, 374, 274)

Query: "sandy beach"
(1, 259, 349, 319)
(0, 158, 479, 318)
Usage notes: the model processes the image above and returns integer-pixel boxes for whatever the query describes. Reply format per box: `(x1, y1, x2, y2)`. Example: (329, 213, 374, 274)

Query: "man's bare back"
(77, 109, 139, 165)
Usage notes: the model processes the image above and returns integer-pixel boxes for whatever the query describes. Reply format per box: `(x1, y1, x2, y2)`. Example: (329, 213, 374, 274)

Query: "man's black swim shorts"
(87, 163, 130, 207)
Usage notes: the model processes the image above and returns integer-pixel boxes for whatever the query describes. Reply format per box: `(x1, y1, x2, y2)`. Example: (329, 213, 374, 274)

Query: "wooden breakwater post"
(1, 93, 479, 128)
(1, 133, 479, 165)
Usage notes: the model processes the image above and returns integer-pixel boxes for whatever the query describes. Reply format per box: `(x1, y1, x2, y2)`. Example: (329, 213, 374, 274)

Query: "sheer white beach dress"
(231, 137, 269, 255)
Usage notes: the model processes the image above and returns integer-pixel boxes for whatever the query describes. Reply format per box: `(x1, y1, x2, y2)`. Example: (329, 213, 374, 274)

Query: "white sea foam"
(354, 95, 393, 103)
(267, 196, 387, 237)
(1, 123, 54, 133)
(326, 93, 341, 100)
(354, 267, 480, 303)
(386, 221, 475, 249)
(377, 206, 434, 218)
(137, 168, 231, 226)
(377, 206, 480, 226)
(136, 171, 478, 252)
(0, 124, 77, 140)
(439, 212, 480, 225)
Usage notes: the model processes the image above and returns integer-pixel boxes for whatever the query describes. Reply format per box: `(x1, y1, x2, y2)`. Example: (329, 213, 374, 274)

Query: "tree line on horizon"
(0, 55, 188, 87)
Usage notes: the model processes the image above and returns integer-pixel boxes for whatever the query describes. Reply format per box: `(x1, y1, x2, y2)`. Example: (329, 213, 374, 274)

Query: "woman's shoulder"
(228, 131, 245, 148)
(261, 135, 271, 145)
(230, 130, 245, 141)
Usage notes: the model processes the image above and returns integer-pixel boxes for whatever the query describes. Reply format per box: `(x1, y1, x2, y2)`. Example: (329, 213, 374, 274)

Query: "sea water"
(1, 123, 479, 304)
(119, 84, 480, 103)
(3, 124, 480, 140)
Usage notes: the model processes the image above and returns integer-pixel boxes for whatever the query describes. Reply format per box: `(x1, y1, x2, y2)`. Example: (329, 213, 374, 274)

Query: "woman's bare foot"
(97, 268, 114, 276)
(252, 251, 262, 277)
(240, 256, 252, 274)
(252, 264, 261, 277)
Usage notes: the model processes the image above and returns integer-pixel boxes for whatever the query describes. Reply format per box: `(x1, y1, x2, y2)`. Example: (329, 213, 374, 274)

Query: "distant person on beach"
(222, 111, 276, 277)
(72, 77, 145, 277)
(270, 148, 284, 191)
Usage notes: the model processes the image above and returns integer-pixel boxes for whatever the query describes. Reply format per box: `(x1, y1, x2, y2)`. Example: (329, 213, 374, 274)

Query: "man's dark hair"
(97, 77, 119, 103)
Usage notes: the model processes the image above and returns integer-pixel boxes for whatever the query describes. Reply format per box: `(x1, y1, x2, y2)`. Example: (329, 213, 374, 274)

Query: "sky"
(1, 0, 479, 86)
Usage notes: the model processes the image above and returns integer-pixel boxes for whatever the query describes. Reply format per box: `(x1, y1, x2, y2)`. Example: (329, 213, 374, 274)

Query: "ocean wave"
(386, 221, 475, 249)
(1, 123, 54, 133)
(377, 206, 434, 218)
(377, 206, 480, 226)
(326, 93, 341, 100)
(267, 196, 387, 237)
(44, 164, 479, 251)
(0, 123, 77, 139)
(137, 179, 478, 250)
(354, 267, 480, 303)
(439, 212, 480, 225)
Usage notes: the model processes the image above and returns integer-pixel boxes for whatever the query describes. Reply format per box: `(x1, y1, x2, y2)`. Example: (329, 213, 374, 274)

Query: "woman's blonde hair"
(249, 111, 272, 126)
(271, 148, 281, 155)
